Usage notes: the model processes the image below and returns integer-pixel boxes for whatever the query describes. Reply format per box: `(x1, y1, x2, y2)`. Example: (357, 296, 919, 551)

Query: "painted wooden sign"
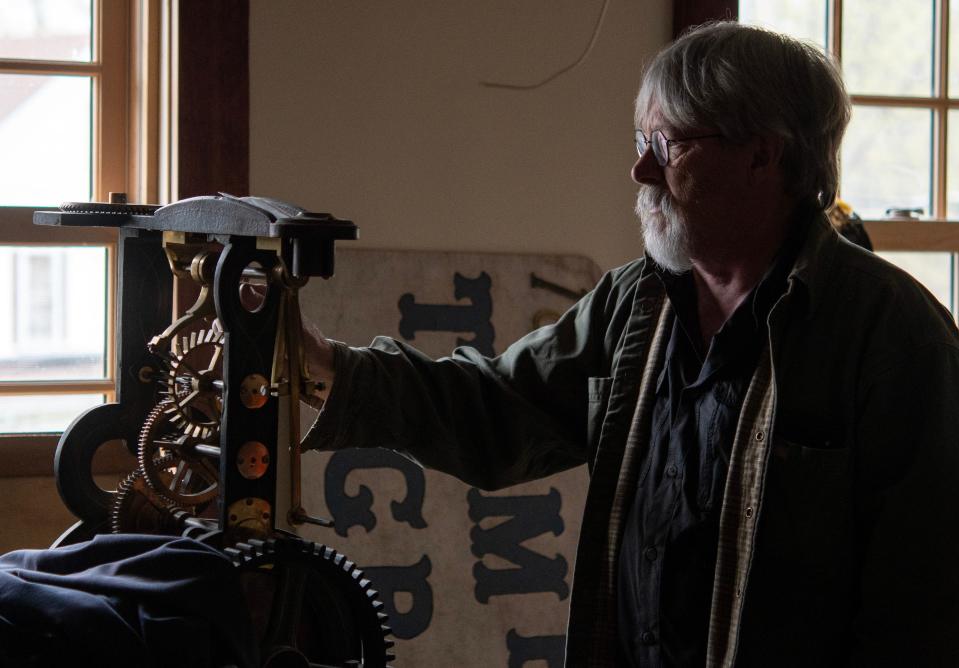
(293, 248, 602, 667)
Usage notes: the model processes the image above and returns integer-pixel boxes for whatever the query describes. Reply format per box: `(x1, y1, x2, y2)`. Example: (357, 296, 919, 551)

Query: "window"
(740, 0, 959, 315)
(0, 0, 138, 447)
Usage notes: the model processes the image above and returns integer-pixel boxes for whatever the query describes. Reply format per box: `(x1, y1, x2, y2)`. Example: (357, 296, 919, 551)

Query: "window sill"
(864, 219, 959, 251)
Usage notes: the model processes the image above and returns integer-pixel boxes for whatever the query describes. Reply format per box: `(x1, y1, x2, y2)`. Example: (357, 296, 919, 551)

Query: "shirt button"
(641, 630, 657, 645)
(665, 464, 678, 478)
(755, 430, 765, 442)
(644, 546, 658, 562)
(745, 506, 754, 519)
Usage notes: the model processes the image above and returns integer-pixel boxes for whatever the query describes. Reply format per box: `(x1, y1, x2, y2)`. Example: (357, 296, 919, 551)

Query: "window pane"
(0, 393, 104, 433)
(0, 246, 107, 381)
(877, 251, 953, 312)
(951, 0, 959, 97)
(842, 0, 934, 96)
(948, 110, 959, 216)
(841, 106, 932, 218)
(738, 0, 828, 50)
(0, 74, 92, 206)
(0, 0, 92, 62)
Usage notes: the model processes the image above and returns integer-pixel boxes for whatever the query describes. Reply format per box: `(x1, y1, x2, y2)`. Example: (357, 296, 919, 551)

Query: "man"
(302, 22, 959, 667)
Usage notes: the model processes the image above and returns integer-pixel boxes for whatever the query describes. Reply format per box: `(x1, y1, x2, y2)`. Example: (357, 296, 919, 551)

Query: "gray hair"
(636, 21, 851, 211)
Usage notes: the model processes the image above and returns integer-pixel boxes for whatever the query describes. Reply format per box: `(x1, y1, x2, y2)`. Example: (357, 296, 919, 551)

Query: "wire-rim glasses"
(635, 129, 723, 167)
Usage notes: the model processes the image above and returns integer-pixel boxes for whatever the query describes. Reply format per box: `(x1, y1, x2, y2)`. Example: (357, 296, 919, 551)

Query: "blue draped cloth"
(0, 534, 259, 668)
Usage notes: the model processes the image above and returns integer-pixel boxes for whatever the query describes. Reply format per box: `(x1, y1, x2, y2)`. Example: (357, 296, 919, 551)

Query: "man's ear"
(749, 134, 785, 181)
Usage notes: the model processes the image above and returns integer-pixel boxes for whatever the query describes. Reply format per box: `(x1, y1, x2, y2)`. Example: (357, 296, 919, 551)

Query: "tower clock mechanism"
(35, 194, 394, 668)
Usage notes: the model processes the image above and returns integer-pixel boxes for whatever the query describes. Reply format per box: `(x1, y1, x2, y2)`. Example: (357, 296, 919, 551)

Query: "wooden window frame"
(0, 0, 249, 476)
(828, 0, 959, 254)
(0, 1, 134, 472)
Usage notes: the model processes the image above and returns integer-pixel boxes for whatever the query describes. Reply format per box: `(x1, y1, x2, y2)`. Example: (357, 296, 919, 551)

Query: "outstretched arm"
(298, 262, 642, 490)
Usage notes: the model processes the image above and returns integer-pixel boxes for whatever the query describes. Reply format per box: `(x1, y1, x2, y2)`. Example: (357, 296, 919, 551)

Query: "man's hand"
(302, 322, 335, 409)
(239, 282, 335, 409)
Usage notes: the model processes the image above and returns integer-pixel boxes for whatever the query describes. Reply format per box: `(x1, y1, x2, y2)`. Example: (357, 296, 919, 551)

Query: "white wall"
(249, 0, 672, 272)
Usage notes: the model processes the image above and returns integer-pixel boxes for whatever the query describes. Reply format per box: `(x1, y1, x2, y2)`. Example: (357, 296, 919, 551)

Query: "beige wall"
(249, 0, 671, 272)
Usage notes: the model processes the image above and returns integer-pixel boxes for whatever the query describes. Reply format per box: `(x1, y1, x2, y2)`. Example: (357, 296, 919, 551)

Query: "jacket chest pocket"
(586, 376, 614, 472)
(763, 437, 854, 572)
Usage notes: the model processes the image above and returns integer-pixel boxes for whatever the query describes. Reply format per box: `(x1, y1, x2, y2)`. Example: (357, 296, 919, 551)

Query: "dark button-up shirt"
(617, 245, 797, 667)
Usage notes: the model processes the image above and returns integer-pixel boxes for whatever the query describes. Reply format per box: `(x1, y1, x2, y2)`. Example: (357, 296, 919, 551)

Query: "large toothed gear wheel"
(138, 403, 219, 506)
(163, 323, 225, 439)
(229, 538, 395, 668)
(110, 468, 187, 534)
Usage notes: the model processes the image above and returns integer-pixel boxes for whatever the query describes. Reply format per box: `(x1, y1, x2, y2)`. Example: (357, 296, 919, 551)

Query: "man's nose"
(631, 148, 662, 184)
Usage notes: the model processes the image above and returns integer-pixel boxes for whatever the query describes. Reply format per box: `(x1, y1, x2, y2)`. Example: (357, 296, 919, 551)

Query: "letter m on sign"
(468, 487, 570, 603)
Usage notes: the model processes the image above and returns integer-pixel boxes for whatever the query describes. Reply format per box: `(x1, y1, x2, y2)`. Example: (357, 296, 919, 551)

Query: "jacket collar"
(783, 210, 842, 320)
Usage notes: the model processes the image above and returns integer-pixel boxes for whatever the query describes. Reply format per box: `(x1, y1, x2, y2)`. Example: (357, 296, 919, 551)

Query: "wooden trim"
(864, 220, 959, 251)
(0, 380, 113, 395)
(850, 94, 959, 108)
(130, 0, 162, 204)
(0, 435, 57, 477)
(96, 0, 131, 200)
(0, 434, 134, 478)
(175, 0, 249, 199)
(159, 0, 177, 204)
(937, 0, 950, 218)
(673, 0, 737, 38)
(831, 0, 842, 61)
(0, 59, 101, 75)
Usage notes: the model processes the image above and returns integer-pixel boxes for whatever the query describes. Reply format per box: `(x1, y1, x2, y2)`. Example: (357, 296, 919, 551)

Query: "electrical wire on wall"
(480, 0, 611, 91)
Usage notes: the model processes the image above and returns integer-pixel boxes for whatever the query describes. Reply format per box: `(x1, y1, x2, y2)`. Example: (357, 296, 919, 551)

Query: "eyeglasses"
(635, 129, 723, 167)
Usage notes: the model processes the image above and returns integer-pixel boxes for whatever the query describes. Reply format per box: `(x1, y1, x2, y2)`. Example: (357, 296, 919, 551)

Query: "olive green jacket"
(305, 214, 959, 667)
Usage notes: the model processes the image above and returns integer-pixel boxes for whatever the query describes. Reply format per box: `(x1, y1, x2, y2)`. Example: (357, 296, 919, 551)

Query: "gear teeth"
(110, 471, 139, 533)
(231, 536, 395, 664)
(233, 542, 254, 561)
(111, 466, 190, 535)
(139, 401, 218, 507)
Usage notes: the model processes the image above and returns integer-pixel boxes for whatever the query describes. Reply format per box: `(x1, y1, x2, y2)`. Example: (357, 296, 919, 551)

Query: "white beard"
(635, 186, 692, 274)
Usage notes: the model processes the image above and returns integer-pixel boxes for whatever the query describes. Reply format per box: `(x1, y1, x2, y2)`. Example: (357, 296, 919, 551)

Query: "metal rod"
(289, 508, 334, 528)
(194, 444, 221, 458)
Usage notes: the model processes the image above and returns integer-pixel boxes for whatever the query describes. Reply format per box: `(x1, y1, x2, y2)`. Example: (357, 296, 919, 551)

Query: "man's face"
(633, 101, 751, 271)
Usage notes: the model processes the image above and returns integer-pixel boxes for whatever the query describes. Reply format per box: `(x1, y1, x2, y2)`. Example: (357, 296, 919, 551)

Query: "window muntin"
(741, 1, 959, 317)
